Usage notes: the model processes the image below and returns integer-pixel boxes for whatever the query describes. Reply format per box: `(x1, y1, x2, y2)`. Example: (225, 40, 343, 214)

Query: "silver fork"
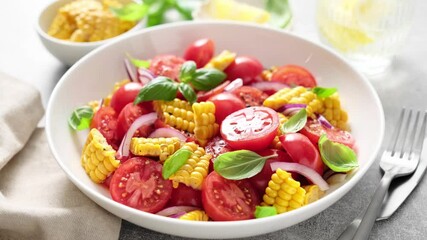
(339, 108, 427, 240)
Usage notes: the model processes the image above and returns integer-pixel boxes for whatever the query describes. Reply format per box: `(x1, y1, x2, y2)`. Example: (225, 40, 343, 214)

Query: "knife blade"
(377, 138, 427, 220)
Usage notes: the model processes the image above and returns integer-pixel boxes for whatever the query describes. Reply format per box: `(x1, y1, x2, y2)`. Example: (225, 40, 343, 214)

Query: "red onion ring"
(117, 112, 157, 159)
(270, 162, 329, 191)
(148, 127, 187, 141)
(155, 206, 199, 217)
(224, 78, 243, 92)
(318, 114, 333, 129)
(124, 58, 137, 82)
(137, 68, 155, 85)
(279, 104, 307, 116)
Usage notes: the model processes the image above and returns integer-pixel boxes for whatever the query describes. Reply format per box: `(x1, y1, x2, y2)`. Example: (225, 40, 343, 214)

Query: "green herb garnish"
(68, 106, 94, 130)
(280, 108, 307, 134)
(134, 77, 178, 104)
(110, 2, 149, 21)
(126, 53, 150, 69)
(162, 148, 192, 179)
(312, 87, 337, 98)
(255, 206, 277, 218)
(191, 68, 227, 91)
(266, 0, 293, 29)
(318, 134, 358, 172)
(178, 82, 197, 104)
(214, 150, 276, 180)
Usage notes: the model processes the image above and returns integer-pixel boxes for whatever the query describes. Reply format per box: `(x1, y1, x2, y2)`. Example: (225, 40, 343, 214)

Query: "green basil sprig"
(255, 206, 277, 218)
(312, 87, 337, 98)
(134, 77, 178, 104)
(162, 148, 192, 179)
(214, 150, 276, 180)
(280, 108, 307, 134)
(68, 106, 94, 130)
(126, 53, 150, 69)
(318, 135, 358, 172)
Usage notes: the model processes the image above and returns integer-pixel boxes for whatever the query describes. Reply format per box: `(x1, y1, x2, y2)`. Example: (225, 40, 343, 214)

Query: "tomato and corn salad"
(69, 38, 358, 221)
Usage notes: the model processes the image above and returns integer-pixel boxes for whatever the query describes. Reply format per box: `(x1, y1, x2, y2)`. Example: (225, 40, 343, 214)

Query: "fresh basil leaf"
(266, 0, 292, 29)
(110, 3, 148, 21)
(146, 0, 168, 26)
(255, 206, 277, 218)
(214, 150, 276, 180)
(126, 53, 150, 69)
(162, 148, 192, 179)
(191, 68, 226, 91)
(280, 108, 307, 134)
(134, 77, 178, 104)
(318, 135, 358, 172)
(312, 87, 337, 98)
(68, 106, 94, 130)
(178, 83, 197, 104)
(179, 61, 197, 83)
(172, 0, 193, 20)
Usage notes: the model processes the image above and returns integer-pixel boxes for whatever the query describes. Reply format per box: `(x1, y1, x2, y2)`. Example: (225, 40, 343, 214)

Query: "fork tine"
(398, 109, 413, 157)
(402, 110, 420, 159)
(389, 108, 407, 155)
(412, 111, 427, 156)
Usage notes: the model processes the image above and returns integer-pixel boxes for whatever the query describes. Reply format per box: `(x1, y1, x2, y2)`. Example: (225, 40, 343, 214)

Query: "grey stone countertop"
(2, 0, 426, 239)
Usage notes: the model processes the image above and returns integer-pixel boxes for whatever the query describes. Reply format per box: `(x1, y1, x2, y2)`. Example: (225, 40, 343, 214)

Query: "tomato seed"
(118, 182, 124, 188)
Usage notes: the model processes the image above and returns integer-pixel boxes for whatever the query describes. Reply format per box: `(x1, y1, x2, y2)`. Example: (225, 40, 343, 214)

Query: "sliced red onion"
(250, 81, 289, 94)
(224, 78, 243, 92)
(148, 127, 187, 141)
(279, 104, 307, 116)
(117, 112, 157, 159)
(318, 114, 333, 129)
(155, 206, 199, 217)
(170, 211, 187, 219)
(124, 58, 137, 82)
(137, 68, 155, 85)
(270, 162, 329, 191)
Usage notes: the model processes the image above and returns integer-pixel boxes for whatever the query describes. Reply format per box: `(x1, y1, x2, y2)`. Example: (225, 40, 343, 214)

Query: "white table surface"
(1, 0, 427, 239)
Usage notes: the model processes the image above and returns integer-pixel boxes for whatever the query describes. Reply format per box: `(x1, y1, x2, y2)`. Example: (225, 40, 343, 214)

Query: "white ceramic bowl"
(36, 0, 144, 66)
(46, 21, 384, 239)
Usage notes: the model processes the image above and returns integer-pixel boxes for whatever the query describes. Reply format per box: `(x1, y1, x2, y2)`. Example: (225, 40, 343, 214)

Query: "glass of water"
(316, 0, 414, 77)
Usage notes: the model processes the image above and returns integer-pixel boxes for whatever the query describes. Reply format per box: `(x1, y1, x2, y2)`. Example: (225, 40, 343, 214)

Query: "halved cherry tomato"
(300, 119, 355, 148)
(116, 102, 153, 140)
(205, 136, 232, 172)
(90, 106, 119, 148)
(224, 56, 263, 84)
(197, 80, 230, 102)
(110, 82, 143, 113)
(271, 65, 317, 88)
(232, 86, 268, 107)
(221, 106, 279, 151)
(279, 133, 324, 175)
(167, 184, 202, 208)
(202, 171, 259, 221)
(149, 54, 185, 80)
(208, 92, 245, 124)
(110, 157, 172, 213)
(183, 38, 215, 68)
(249, 149, 294, 195)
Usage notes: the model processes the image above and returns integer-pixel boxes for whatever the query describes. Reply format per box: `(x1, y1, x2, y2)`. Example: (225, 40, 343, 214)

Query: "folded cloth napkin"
(0, 72, 121, 240)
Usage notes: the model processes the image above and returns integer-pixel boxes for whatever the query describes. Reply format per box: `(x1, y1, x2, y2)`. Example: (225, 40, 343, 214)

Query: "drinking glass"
(316, 0, 415, 77)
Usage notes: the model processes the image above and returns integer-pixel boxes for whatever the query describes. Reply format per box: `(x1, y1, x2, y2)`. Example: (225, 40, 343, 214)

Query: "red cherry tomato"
(110, 157, 172, 213)
(205, 136, 232, 172)
(149, 55, 185, 80)
(271, 65, 317, 88)
(249, 149, 294, 195)
(224, 56, 263, 84)
(167, 184, 202, 208)
(90, 106, 119, 148)
(110, 82, 143, 113)
(299, 119, 355, 148)
(202, 172, 259, 221)
(221, 106, 279, 151)
(208, 92, 245, 124)
(183, 38, 215, 68)
(279, 133, 324, 175)
(197, 80, 230, 102)
(232, 86, 268, 107)
(116, 102, 154, 140)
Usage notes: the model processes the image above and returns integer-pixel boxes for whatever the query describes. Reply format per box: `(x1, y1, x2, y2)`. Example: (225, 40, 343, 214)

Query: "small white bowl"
(36, 0, 144, 66)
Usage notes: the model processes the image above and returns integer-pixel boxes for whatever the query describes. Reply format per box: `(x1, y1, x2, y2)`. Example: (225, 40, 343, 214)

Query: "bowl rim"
(35, 0, 145, 47)
(45, 20, 385, 235)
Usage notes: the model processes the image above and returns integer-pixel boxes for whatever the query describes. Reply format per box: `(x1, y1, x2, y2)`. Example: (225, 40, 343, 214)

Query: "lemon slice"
(317, 0, 376, 52)
(193, 0, 271, 24)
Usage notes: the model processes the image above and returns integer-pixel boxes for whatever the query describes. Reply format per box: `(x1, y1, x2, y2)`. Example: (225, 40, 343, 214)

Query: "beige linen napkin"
(0, 72, 121, 240)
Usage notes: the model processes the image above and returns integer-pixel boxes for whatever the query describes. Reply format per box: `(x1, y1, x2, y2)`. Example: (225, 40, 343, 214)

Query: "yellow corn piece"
(169, 142, 212, 190)
(317, 92, 349, 130)
(130, 137, 182, 162)
(270, 113, 288, 149)
(262, 168, 306, 214)
(81, 128, 120, 183)
(303, 185, 324, 205)
(154, 99, 196, 133)
(179, 210, 209, 221)
(192, 102, 219, 146)
(204, 50, 236, 71)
